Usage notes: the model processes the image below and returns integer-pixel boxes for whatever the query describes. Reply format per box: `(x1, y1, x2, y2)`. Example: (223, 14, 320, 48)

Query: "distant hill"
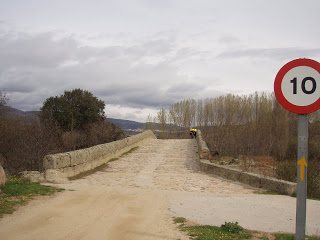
(3, 107, 148, 131)
(107, 118, 144, 130)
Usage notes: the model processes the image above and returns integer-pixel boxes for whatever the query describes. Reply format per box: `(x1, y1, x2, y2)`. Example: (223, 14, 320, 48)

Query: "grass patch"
(0, 176, 63, 218)
(274, 233, 320, 240)
(68, 146, 139, 180)
(179, 222, 252, 240)
(173, 218, 320, 240)
(174, 217, 187, 224)
(108, 158, 119, 162)
(121, 146, 139, 157)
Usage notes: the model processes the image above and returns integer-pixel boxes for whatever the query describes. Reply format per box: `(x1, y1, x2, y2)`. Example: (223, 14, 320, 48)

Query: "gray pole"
(295, 114, 308, 240)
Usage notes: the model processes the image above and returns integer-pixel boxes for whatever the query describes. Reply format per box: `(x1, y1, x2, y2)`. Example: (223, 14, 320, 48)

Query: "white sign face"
(281, 66, 320, 106)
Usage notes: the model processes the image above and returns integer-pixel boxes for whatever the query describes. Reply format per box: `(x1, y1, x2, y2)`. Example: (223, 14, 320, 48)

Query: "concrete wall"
(22, 130, 157, 183)
(195, 130, 297, 196)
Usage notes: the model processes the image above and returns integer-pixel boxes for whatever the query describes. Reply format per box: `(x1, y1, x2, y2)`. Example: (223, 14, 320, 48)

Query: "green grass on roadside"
(174, 218, 251, 240)
(0, 176, 64, 218)
(68, 146, 139, 180)
(173, 218, 320, 240)
(274, 233, 320, 240)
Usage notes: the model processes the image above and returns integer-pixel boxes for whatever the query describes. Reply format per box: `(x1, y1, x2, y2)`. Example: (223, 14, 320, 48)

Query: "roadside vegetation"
(150, 93, 320, 199)
(173, 217, 320, 240)
(0, 176, 63, 218)
(0, 89, 126, 175)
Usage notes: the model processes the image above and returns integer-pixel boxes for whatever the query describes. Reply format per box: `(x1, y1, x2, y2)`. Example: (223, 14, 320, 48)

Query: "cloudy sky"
(1, 0, 320, 122)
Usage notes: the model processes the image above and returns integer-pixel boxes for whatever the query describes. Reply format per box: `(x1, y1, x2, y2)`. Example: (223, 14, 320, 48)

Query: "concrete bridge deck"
(0, 139, 319, 239)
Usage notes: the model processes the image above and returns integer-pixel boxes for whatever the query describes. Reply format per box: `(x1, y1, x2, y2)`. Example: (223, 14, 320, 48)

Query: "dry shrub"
(276, 159, 320, 199)
(84, 121, 126, 146)
(275, 160, 297, 183)
(0, 114, 126, 175)
(252, 156, 275, 177)
(61, 131, 87, 151)
(308, 160, 320, 199)
(0, 117, 62, 175)
(61, 121, 126, 151)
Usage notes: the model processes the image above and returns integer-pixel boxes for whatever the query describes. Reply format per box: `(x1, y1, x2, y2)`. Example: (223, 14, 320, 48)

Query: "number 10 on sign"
(274, 58, 320, 114)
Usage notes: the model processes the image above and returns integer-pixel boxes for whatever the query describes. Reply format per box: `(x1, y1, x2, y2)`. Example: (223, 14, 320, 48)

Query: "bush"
(308, 160, 320, 199)
(276, 159, 320, 199)
(221, 222, 244, 234)
(40, 89, 105, 131)
(0, 117, 62, 175)
(275, 160, 297, 183)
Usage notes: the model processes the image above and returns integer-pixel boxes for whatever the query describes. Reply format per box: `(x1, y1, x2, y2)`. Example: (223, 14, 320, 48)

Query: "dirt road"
(0, 139, 319, 239)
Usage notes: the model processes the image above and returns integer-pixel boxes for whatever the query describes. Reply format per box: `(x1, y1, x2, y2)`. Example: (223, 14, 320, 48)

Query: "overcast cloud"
(1, 0, 320, 122)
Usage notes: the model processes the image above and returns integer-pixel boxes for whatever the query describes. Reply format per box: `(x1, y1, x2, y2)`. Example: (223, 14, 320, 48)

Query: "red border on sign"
(274, 58, 320, 114)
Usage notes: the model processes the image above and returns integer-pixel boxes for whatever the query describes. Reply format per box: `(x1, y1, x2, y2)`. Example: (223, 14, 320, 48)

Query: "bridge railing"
(195, 130, 297, 196)
(21, 130, 157, 183)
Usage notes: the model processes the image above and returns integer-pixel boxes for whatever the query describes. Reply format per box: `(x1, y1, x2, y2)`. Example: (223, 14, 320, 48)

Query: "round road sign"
(274, 58, 320, 114)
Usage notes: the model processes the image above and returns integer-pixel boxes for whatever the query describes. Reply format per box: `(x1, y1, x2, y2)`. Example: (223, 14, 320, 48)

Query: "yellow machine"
(189, 128, 197, 138)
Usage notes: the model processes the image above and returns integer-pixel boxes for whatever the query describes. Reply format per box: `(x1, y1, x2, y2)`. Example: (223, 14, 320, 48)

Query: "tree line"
(151, 92, 320, 161)
(150, 92, 320, 198)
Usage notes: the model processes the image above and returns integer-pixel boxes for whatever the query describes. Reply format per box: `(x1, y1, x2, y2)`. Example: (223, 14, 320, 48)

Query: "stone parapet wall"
(199, 160, 297, 196)
(196, 130, 210, 159)
(0, 164, 6, 188)
(22, 130, 157, 183)
(195, 130, 297, 196)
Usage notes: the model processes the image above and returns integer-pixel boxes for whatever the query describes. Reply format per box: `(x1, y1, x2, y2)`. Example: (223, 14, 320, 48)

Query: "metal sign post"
(296, 114, 308, 240)
(274, 58, 320, 240)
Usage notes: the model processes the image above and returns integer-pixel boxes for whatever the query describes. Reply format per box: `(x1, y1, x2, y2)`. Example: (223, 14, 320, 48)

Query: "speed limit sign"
(274, 58, 320, 114)
(274, 58, 320, 240)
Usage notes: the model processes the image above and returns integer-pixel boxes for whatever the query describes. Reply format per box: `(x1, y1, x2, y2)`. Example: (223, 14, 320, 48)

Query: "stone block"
(43, 154, 57, 169)
(20, 171, 45, 183)
(45, 169, 69, 184)
(44, 153, 71, 169)
(239, 172, 261, 188)
(0, 164, 6, 187)
(55, 153, 71, 169)
(70, 150, 88, 166)
(260, 176, 297, 196)
(61, 166, 74, 178)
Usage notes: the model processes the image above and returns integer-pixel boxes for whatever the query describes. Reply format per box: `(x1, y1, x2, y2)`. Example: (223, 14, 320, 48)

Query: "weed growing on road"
(173, 218, 320, 240)
(0, 176, 63, 217)
(108, 147, 139, 162)
(173, 217, 187, 224)
(121, 146, 139, 156)
(68, 163, 108, 180)
(173, 218, 251, 240)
